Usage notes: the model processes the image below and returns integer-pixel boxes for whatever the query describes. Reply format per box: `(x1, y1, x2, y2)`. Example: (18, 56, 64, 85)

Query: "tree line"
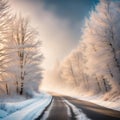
(55, 0, 120, 100)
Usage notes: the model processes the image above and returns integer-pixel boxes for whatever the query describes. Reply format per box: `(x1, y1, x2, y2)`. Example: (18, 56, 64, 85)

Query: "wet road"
(36, 95, 120, 120)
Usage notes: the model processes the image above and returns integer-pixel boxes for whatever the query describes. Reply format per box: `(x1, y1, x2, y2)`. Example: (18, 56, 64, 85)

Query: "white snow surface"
(0, 92, 52, 120)
(0, 95, 26, 103)
(64, 99, 91, 120)
(54, 90, 120, 112)
(73, 94, 120, 112)
(0, 110, 8, 118)
(41, 99, 54, 120)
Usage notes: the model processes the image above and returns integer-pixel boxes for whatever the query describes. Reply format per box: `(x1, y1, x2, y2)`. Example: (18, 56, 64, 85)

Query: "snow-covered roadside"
(53, 90, 120, 112)
(63, 99, 91, 120)
(72, 95, 120, 112)
(0, 92, 52, 120)
(0, 92, 46, 115)
(0, 95, 27, 103)
(41, 99, 54, 120)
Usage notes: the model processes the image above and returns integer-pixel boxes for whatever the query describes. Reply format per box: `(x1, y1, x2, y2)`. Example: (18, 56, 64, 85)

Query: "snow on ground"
(63, 99, 91, 120)
(73, 94, 120, 112)
(0, 95, 26, 103)
(0, 110, 8, 118)
(0, 92, 52, 120)
(54, 90, 120, 112)
(46, 90, 120, 112)
(41, 99, 54, 120)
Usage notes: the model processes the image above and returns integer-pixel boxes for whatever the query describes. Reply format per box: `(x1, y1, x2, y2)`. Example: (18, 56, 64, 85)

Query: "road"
(36, 95, 120, 120)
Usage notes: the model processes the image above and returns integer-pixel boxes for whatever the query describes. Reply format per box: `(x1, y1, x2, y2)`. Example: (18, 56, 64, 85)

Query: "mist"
(10, 0, 80, 70)
(9, 0, 84, 92)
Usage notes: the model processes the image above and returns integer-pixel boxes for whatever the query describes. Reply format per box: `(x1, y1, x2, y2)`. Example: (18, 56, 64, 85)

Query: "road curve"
(36, 95, 120, 120)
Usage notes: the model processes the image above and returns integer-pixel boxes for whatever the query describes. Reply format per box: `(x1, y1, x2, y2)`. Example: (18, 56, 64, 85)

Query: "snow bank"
(41, 99, 54, 120)
(73, 94, 120, 112)
(0, 92, 48, 113)
(0, 92, 52, 120)
(0, 110, 8, 118)
(64, 99, 91, 120)
(0, 94, 26, 103)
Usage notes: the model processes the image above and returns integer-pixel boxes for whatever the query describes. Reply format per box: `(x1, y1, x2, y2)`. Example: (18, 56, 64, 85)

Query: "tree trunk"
(69, 60, 78, 87)
(101, 76, 108, 92)
(84, 74, 89, 90)
(16, 81, 19, 94)
(96, 75, 101, 92)
(6, 83, 8, 95)
(19, 49, 24, 95)
(107, 64, 113, 78)
(20, 74, 24, 95)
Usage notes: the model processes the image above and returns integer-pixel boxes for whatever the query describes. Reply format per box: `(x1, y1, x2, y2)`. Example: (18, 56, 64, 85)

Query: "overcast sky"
(11, 0, 99, 70)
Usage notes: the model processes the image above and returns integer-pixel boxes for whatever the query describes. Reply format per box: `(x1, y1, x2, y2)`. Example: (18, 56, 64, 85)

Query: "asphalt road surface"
(36, 95, 120, 120)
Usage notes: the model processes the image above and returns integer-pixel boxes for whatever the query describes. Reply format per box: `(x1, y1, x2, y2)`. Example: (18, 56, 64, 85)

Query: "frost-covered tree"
(3, 15, 43, 95)
(60, 56, 77, 89)
(0, 0, 11, 95)
(59, 44, 88, 92)
(0, 0, 43, 96)
(82, 0, 120, 93)
(55, 0, 120, 98)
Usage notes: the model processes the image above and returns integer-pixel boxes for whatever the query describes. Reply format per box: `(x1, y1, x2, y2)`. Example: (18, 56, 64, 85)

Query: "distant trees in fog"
(0, 0, 43, 95)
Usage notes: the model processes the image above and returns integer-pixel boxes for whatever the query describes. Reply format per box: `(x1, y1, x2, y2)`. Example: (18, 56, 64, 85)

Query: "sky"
(11, 0, 99, 70)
